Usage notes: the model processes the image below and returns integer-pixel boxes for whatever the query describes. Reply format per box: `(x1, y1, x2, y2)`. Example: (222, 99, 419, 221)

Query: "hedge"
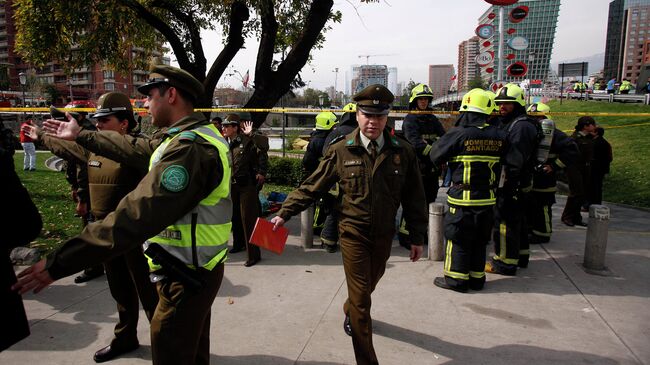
(266, 156, 306, 187)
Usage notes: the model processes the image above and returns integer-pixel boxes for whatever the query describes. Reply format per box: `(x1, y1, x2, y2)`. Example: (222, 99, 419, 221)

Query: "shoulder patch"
(161, 165, 189, 192)
(178, 131, 197, 142)
(346, 139, 354, 146)
(390, 136, 399, 146)
(167, 127, 181, 135)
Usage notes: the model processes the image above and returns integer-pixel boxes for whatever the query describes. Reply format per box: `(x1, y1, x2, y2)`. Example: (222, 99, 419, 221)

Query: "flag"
(242, 69, 250, 88)
(450, 74, 457, 81)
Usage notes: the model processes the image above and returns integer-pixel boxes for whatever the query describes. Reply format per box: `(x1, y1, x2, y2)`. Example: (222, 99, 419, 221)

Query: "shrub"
(266, 156, 305, 187)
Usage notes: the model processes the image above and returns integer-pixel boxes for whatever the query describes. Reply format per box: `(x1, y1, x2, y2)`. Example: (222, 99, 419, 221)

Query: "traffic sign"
(476, 51, 494, 67)
(476, 24, 495, 39)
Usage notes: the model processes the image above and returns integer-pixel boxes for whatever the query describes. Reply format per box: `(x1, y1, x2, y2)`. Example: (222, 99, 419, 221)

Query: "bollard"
(645, 93, 650, 105)
(300, 206, 314, 248)
(583, 205, 610, 271)
(608, 94, 614, 103)
(428, 202, 445, 261)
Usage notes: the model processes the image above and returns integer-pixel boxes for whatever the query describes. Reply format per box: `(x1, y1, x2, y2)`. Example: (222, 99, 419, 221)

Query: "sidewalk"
(1, 194, 648, 364)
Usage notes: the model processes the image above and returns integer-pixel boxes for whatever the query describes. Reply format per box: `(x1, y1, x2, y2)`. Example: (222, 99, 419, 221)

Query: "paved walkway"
(2, 195, 649, 364)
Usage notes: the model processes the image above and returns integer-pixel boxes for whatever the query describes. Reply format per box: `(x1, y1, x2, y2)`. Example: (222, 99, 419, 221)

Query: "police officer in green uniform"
(14, 65, 232, 365)
(221, 113, 262, 266)
(271, 84, 427, 365)
(429, 89, 507, 292)
(24, 92, 160, 362)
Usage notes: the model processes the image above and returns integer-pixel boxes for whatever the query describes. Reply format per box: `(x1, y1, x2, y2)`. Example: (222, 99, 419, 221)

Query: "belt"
(451, 183, 496, 191)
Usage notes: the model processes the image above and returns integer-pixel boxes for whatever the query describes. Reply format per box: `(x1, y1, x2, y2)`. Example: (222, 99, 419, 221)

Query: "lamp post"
(67, 78, 74, 102)
(318, 94, 324, 109)
(528, 51, 536, 104)
(18, 71, 26, 118)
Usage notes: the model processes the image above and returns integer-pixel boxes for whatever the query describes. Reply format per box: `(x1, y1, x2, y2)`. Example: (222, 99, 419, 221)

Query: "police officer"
(14, 65, 232, 365)
(271, 84, 427, 365)
(221, 113, 262, 266)
(399, 83, 446, 250)
(526, 103, 579, 244)
(24, 92, 160, 362)
(238, 111, 269, 191)
(486, 83, 540, 276)
(561, 116, 596, 227)
(429, 89, 507, 292)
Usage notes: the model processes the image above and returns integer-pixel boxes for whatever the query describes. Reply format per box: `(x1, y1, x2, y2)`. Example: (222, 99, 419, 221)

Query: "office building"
(477, 0, 560, 84)
(604, 0, 650, 85)
(458, 36, 481, 91)
(428, 64, 455, 99)
(350, 65, 389, 94)
(388, 67, 399, 95)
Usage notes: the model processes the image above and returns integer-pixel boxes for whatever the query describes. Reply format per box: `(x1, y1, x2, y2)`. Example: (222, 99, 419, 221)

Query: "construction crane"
(357, 54, 396, 65)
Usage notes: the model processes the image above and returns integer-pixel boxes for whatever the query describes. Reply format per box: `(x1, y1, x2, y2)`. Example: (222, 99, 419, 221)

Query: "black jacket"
(322, 113, 358, 155)
(302, 129, 331, 174)
(402, 111, 445, 172)
(498, 108, 541, 192)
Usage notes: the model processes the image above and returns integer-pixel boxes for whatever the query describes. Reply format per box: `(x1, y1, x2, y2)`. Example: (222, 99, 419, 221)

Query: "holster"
(144, 242, 205, 292)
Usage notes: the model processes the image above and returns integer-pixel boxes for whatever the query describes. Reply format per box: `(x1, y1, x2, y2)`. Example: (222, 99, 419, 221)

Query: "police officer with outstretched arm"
(271, 84, 427, 365)
(13, 65, 232, 365)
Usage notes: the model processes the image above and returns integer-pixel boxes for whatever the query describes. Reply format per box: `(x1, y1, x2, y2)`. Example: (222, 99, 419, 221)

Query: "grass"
(547, 99, 650, 208)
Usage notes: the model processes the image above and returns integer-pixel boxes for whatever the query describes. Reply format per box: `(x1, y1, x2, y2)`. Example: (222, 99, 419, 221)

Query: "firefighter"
(526, 103, 579, 244)
(399, 83, 446, 250)
(430, 88, 507, 292)
(486, 83, 541, 276)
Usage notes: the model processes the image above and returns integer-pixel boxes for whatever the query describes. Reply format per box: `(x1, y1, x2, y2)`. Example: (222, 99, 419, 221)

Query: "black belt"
(451, 183, 496, 191)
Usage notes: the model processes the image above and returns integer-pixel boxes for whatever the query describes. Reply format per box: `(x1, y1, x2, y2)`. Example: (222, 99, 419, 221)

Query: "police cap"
(93, 92, 136, 129)
(222, 113, 241, 126)
(353, 84, 394, 115)
(238, 112, 252, 121)
(49, 105, 82, 122)
(137, 65, 205, 102)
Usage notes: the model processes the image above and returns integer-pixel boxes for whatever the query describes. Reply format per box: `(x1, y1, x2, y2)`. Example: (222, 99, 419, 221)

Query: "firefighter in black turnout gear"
(430, 89, 507, 292)
(486, 83, 541, 276)
(526, 103, 579, 244)
(399, 83, 446, 249)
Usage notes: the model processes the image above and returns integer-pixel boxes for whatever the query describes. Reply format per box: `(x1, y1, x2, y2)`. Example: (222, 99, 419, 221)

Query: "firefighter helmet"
(409, 83, 434, 104)
(342, 102, 356, 113)
(494, 83, 526, 107)
(315, 111, 337, 130)
(527, 102, 551, 114)
(459, 88, 493, 115)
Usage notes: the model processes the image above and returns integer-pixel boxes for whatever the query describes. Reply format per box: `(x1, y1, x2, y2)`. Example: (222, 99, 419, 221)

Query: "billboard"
(558, 62, 589, 77)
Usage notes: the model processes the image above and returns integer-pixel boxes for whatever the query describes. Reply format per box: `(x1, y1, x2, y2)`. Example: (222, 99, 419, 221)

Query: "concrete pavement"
(2, 194, 648, 365)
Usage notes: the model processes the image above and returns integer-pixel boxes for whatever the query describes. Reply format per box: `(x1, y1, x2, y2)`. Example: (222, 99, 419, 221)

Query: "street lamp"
(18, 71, 26, 117)
(528, 51, 536, 104)
(67, 79, 74, 102)
(318, 94, 324, 109)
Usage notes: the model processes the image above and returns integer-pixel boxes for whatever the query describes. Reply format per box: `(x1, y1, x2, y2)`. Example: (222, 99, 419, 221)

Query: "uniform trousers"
(103, 245, 158, 348)
(443, 206, 493, 288)
(562, 167, 587, 224)
(340, 223, 393, 365)
(231, 183, 261, 262)
(492, 192, 529, 272)
(150, 263, 224, 365)
(528, 191, 555, 239)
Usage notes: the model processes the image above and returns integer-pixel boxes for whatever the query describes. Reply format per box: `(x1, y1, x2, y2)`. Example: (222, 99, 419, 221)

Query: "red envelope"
(249, 218, 289, 254)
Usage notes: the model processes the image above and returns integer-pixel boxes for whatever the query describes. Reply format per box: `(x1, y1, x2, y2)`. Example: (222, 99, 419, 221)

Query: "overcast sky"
(184, 0, 611, 91)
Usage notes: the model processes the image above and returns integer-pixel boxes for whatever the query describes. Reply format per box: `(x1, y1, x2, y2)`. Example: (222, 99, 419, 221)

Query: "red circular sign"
(488, 13, 496, 19)
(483, 41, 492, 47)
(507, 28, 516, 35)
(486, 68, 494, 74)
(484, 0, 518, 5)
(507, 62, 528, 77)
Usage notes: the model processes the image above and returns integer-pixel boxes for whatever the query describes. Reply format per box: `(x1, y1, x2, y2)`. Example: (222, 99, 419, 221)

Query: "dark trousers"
(528, 191, 555, 239)
(232, 184, 261, 262)
(493, 193, 529, 270)
(150, 263, 224, 365)
(103, 245, 158, 348)
(1, 253, 30, 352)
(340, 224, 393, 365)
(398, 172, 438, 247)
(562, 168, 587, 224)
(589, 171, 605, 205)
(320, 193, 339, 245)
(443, 206, 493, 288)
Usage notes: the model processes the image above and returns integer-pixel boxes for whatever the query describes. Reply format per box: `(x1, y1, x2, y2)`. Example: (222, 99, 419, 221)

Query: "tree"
(399, 80, 418, 107)
(468, 76, 486, 90)
(14, 0, 342, 127)
(300, 88, 330, 107)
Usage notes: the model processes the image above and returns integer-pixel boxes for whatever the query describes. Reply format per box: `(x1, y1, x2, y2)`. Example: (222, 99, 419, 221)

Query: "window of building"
(104, 83, 115, 91)
(103, 70, 115, 79)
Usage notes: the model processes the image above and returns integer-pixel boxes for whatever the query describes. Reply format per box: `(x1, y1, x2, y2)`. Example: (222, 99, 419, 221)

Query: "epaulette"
(329, 134, 345, 146)
(178, 131, 197, 142)
(167, 127, 181, 135)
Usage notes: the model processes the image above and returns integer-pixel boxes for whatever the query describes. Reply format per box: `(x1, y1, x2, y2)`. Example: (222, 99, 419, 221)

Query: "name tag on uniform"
(158, 229, 182, 240)
(88, 160, 102, 168)
(343, 160, 363, 166)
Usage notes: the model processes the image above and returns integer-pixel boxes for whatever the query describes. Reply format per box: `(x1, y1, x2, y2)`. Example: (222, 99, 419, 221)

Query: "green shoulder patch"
(161, 165, 189, 192)
(390, 136, 399, 146)
(167, 127, 181, 135)
(346, 139, 354, 146)
(178, 131, 197, 142)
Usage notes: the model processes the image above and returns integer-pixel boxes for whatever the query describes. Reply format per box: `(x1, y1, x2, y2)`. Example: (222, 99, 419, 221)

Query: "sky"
(177, 0, 612, 92)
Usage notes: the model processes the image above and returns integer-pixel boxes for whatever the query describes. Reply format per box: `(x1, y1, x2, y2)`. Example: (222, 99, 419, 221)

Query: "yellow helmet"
(494, 83, 526, 107)
(459, 88, 493, 115)
(315, 111, 338, 130)
(527, 102, 551, 114)
(484, 90, 498, 114)
(409, 83, 434, 104)
(342, 103, 357, 113)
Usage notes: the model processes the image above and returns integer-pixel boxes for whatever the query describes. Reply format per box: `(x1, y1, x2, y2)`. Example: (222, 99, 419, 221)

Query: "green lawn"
(547, 100, 650, 208)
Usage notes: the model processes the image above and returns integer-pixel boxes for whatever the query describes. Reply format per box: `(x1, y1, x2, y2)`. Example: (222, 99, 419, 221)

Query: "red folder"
(249, 218, 289, 254)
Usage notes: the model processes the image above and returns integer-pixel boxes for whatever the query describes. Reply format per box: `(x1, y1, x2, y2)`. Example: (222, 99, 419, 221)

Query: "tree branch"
(254, 0, 278, 87)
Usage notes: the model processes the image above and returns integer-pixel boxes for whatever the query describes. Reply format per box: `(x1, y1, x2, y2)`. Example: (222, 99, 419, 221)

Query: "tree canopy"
(14, 0, 342, 126)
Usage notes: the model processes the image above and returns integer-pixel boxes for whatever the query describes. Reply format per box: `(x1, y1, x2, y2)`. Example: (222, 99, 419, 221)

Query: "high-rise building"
(477, 0, 560, 84)
(428, 64, 455, 99)
(604, 0, 650, 85)
(350, 65, 389, 94)
(388, 67, 399, 95)
(458, 36, 481, 91)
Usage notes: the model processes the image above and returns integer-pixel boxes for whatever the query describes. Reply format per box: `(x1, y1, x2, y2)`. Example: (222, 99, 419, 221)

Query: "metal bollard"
(583, 205, 610, 271)
(428, 202, 445, 261)
(301, 206, 314, 248)
(645, 93, 650, 105)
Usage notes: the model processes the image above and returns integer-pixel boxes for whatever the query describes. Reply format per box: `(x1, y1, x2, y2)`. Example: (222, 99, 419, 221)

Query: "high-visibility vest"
(145, 124, 232, 271)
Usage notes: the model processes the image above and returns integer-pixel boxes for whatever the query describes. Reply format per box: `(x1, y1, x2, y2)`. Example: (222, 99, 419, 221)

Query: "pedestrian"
(398, 83, 446, 250)
(589, 126, 612, 206)
(606, 78, 617, 94)
(221, 113, 263, 267)
(270, 84, 427, 365)
(23, 92, 159, 363)
(0, 120, 42, 352)
(618, 79, 633, 94)
(486, 83, 540, 276)
(525, 103, 579, 244)
(19, 118, 37, 171)
(561, 116, 596, 227)
(429, 88, 507, 293)
(211, 116, 223, 134)
(13, 64, 232, 365)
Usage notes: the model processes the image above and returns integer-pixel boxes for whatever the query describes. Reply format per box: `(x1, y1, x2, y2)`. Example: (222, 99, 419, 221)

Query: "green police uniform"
(277, 85, 428, 365)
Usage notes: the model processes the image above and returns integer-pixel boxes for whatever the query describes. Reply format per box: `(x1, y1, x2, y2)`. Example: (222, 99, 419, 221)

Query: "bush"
(266, 156, 305, 187)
